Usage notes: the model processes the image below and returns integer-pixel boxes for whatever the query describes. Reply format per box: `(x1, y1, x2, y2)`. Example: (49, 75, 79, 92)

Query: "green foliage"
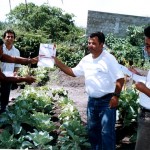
(0, 2, 85, 68)
(18, 66, 50, 86)
(0, 85, 89, 149)
(52, 88, 81, 122)
(118, 87, 139, 126)
(2, 2, 85, 65)
(0, 130, 18, 149)
(142, 59, 150, 70)
(22, 129, 53, 150)
(0, 21, 6, 30)
(0, 86, 54, 148)
(52, 88, 90, 150)
(0, 86, 53, 132)
(0, 100, 33, 135)
(58, 120, 90, 150)
(126, 25, 145, 46)
(6, 3, 84, 42)
(32, 67, 50, 86)
(106, 32, 143, 66)
(118, 87, 139, 143)
(52, 88, 68, 98)
(31, 112, 56, 132)
(14, 32, 48, 58)
(57, 43, 85, 67)
(58, 103, 81, 122)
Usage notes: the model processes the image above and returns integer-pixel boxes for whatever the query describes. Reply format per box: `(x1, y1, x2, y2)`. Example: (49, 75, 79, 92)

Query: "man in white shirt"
(129, 26, 150, 150)
(53, 32, 124, 150)
(0, 30, 22, 112)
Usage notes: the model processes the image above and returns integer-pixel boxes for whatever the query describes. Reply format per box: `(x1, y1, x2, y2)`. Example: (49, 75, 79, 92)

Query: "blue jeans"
(87, 94, 116, 150)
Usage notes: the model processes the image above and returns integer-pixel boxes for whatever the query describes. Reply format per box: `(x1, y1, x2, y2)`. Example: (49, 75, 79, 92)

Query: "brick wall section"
(86, 10, 150, 37)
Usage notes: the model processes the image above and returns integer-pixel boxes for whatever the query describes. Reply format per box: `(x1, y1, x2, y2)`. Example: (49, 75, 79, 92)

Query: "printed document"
(37, 43, 56, 67)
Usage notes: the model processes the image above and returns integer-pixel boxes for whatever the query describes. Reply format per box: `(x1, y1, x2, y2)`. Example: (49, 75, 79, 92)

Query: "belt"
(90, 93, 113, 100)
(140, 106, 150, 113)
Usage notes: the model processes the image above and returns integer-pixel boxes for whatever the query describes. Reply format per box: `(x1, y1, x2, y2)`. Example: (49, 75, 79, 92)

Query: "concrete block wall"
(86, 10, 150, 37)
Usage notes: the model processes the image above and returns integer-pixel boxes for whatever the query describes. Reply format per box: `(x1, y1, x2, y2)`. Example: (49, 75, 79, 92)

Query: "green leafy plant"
(117, 86, 139, 143)
(118, 87, 139, 126)
(106, 33, 143, 66)
(22, 129, 53, 150)
(58, 120, 90, 150)
(0, 130, 18, 149)
(31, 112, 56, 132)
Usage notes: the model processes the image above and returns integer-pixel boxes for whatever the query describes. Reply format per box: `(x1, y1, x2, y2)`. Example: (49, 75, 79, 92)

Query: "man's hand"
(24, 76, 36, 84)
(109, 96, 119, 108)
(30, 57, 38, 64)
(135, 82, 146, 91)
(135, 82, 150, 97)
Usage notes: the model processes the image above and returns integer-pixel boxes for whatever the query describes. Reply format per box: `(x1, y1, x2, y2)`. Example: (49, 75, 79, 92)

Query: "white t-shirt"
(1, 44, 21, 76)
(139, 70, 150, 109)
(72, 50, 124, 97)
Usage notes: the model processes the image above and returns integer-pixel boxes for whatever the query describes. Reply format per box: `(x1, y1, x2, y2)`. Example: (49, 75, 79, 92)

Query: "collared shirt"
(72, 50, 124, 98)
(139, 70, 150, 109)
(1, 44, 21, 76)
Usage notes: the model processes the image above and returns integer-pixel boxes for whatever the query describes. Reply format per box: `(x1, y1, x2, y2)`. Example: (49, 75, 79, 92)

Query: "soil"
(9, 68, 148, 149)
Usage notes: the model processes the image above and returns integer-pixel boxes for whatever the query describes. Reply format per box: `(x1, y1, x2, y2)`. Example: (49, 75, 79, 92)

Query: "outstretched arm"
(54, 57, 76, 77)
(135, 82, 150, 97)
(1, 54, 38, 65)
(0, 71, 36, 84)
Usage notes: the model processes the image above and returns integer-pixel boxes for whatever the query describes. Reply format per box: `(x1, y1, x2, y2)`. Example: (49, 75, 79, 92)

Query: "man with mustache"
(53, 31, 124, 150)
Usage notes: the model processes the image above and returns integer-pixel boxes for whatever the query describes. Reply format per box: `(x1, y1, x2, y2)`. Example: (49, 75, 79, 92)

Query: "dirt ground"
(10, 68, 148, 149)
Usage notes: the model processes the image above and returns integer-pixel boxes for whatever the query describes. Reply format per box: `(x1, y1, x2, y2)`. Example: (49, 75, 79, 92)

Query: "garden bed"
(8, 69, 143, 149)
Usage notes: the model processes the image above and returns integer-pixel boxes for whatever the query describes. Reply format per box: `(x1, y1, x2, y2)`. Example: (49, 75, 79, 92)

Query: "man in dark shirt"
(0, 38, 38, 113)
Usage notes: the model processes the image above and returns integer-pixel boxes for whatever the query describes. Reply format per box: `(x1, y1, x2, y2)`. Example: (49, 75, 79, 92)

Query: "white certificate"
(37, 43, 56, 68)
(119, 64, 146, 83)
(119, 64, 133, 76)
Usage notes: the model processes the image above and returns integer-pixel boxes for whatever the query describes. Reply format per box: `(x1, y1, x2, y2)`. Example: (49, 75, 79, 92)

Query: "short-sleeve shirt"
(72, 50, 124, 98)
(139, 70, 150, 109)
(1, 44, 21, 76)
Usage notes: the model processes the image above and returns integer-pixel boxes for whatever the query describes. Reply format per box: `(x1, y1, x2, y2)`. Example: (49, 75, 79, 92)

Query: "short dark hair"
(0, 39, 3, 46)
(144, 26, 150, 38)
(89, 32, 105, 44)
(3, 29, 16, 39)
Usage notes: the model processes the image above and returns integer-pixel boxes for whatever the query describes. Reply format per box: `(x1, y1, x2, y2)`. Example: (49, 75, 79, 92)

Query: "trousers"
(87, 94, 116, 150)
(0, 82, 12, 112)
(135, 108, 150, 150)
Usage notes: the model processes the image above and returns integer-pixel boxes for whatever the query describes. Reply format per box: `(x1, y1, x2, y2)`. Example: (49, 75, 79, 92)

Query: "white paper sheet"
(119, 64, 146, 83)
(132, 74, 146, 83)
(119, 64, 133, 76)
(37, 43, 56, 67)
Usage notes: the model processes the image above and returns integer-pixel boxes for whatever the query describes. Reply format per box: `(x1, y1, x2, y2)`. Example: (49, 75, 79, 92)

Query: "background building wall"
(86, 10, 150, 37)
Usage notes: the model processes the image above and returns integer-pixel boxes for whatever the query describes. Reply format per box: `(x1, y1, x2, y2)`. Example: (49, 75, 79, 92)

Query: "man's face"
(88, 36, 103, 57)
(144, 36, 150, 56)
(4, 33, 15, 45)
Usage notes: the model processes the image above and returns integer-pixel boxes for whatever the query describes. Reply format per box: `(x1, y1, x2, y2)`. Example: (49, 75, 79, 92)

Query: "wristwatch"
(113, 93, 120, 97)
